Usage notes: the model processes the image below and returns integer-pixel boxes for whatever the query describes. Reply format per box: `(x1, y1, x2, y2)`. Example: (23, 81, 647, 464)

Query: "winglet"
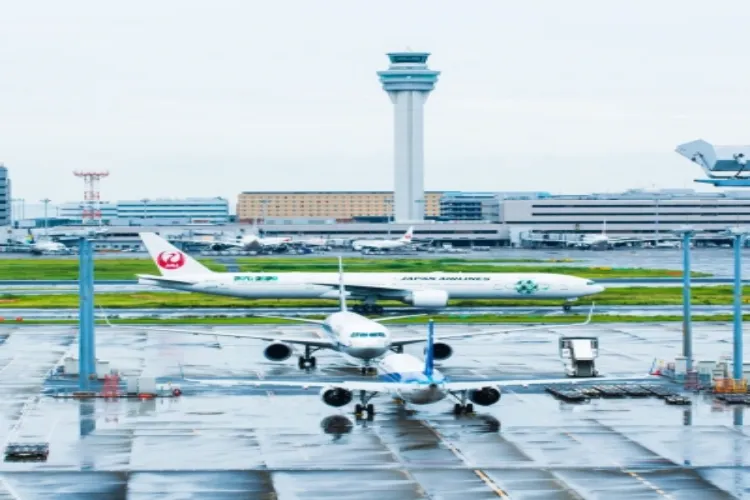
(424, 319, 435, 378)
(584, 302, 595, 324)
(99, 306, 115, 327)
(337, 256, 348, 312)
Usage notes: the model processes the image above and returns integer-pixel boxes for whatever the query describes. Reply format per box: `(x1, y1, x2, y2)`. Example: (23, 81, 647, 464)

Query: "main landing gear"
(360, 366, 377, 376)
(354, 390, 377, 421)
(351, 303, 384, 316)
(562, 304, 572, 312)
(453, 403, 474, 415)
(451, 390, 474, 416)
(298, 345, 319, 370)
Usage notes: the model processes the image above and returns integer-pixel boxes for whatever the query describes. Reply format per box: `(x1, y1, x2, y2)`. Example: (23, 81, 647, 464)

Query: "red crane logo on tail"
(156, 251, 186, 270)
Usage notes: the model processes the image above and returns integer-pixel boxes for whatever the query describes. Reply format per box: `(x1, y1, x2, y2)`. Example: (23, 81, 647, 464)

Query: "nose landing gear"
(360, 366, 377, 376)
(354, 390, 377, 420)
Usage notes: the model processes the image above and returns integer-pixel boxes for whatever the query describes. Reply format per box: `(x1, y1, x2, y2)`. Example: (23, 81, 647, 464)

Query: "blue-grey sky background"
(1, 0, 748, 206)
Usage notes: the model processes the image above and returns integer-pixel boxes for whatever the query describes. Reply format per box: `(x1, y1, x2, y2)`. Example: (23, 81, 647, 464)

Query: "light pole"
(40, 198, 51, 236)
(260, 199, 269, 237)
(385, 197, 393, 236)
(671, 225, 695, 373)
(724, 226, 749, 382)
(141, 198, 149, 225)
(11, 198, 25, 225)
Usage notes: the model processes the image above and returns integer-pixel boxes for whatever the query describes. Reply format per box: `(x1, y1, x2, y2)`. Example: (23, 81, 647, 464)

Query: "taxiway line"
(423, 423, 509, 498)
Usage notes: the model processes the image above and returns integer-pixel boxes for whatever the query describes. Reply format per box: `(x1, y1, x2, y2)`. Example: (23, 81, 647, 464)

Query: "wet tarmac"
(0, 304, 747, 321)
(0, 322, 748, 498)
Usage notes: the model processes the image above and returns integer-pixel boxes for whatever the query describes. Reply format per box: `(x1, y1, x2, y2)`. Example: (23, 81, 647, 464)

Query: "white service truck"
(559, 336, 599, 377)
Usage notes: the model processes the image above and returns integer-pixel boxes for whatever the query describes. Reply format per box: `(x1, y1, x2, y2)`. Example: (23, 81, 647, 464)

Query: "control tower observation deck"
(377, 52, 440, 223)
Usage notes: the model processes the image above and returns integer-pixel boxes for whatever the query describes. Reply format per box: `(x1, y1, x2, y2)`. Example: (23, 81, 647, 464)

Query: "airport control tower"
(378, 52, 440, 222)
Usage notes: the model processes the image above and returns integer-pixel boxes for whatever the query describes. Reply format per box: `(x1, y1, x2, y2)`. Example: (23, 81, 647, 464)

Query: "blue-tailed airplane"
(185, 318, 652, 420)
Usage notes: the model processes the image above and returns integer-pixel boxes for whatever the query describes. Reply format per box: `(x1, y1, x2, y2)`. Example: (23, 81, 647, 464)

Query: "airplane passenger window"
(369, 333, 378, 337)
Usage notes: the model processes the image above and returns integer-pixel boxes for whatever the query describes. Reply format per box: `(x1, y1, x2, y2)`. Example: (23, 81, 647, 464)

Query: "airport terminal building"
(500, 189, 750, 236)
(0, 165, 10, 226)
(59, 197, 230, 225)
(237, 191, 443, 222)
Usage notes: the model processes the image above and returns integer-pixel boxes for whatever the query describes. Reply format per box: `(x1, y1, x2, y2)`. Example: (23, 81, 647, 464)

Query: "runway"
(0, 304, 745, 320)
(0, 322, 747, 497)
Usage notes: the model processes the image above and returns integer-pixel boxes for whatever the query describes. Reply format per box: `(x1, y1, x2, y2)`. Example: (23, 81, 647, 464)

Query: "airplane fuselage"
(139, 271, 604, 302)
(377, 353, 448, 405)
(322, 311, 391, 363)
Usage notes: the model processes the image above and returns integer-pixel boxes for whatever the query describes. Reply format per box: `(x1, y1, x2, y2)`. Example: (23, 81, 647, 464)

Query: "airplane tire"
(298, 357, 307, 369)
(355, 404, 363, 414)
(466, 404, 474, 414)
(309, 357, 317, 369)
(563, 304, 572, 312)
(366, 404, 375, 416)
(453, 404, 463, 416)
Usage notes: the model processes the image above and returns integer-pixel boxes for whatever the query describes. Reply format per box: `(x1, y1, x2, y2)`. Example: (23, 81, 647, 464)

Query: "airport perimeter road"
(0, 304, 745, 320)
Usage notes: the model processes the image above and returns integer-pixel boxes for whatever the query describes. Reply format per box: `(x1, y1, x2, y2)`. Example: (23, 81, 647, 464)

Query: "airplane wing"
(311, 282, 410, 298)
(184, 378, 415, 393)
(247, 314, 325, 325)
(373, 314, 426, 322)
(99, 311, 334, 347)
(443, 374, 658, 392)
(136, 274, 198, 286)
(390, 304, 596, 347)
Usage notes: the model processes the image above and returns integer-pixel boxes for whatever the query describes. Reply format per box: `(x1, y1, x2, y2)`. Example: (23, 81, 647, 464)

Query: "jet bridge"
(676, 139, 750, 187)
(559, 336, 599, 377)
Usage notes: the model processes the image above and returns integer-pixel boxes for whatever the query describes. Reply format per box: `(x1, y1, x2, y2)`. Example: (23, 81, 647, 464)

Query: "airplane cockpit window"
(586, 280, 595, 285)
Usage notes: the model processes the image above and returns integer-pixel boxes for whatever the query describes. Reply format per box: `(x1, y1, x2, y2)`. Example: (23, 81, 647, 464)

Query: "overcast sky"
(2, 0, 749, 207)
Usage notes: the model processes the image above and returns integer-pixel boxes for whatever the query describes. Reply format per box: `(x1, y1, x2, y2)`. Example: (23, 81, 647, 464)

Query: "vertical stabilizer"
(140, 233, 213, 276)
(424, 319, 435, 377)
(337, 256, 348, 312)
(400, 226, 414, 243)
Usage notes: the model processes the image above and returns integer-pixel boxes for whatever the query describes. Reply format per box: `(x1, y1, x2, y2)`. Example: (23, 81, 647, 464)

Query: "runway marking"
(0, 477, 21, 500)
(564, 431, 673, 499)
(425, 424, 508, 498)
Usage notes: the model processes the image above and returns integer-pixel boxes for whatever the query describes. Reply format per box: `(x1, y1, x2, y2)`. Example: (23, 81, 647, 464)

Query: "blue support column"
(733, 234, 744, 381)
(682, 232, 693, 372)
(78, 238, 95, 390)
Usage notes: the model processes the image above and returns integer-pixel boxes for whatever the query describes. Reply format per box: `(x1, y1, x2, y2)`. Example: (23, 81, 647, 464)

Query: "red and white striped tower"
(73, 171, 109, 225)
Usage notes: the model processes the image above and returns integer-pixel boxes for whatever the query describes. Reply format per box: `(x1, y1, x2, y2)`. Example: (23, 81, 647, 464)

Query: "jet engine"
(468, 387, 501, 406)
(403, 290, 449, 309)
(424, 342, 453, 361)
(263, 342, 294, 362)
(320, 386, 353, 407)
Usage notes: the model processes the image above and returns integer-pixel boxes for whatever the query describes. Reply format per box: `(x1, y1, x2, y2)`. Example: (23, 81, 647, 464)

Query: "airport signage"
(234, 276, 279, 282)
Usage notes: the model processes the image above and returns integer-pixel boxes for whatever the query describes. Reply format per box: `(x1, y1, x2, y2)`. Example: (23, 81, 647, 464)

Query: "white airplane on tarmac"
(137, 233, 605, 314)
(111, 255, 596, 374)
(183, 313, 648, 420)
(190, 233, 292, 251)
(351, 226, 414, 252)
